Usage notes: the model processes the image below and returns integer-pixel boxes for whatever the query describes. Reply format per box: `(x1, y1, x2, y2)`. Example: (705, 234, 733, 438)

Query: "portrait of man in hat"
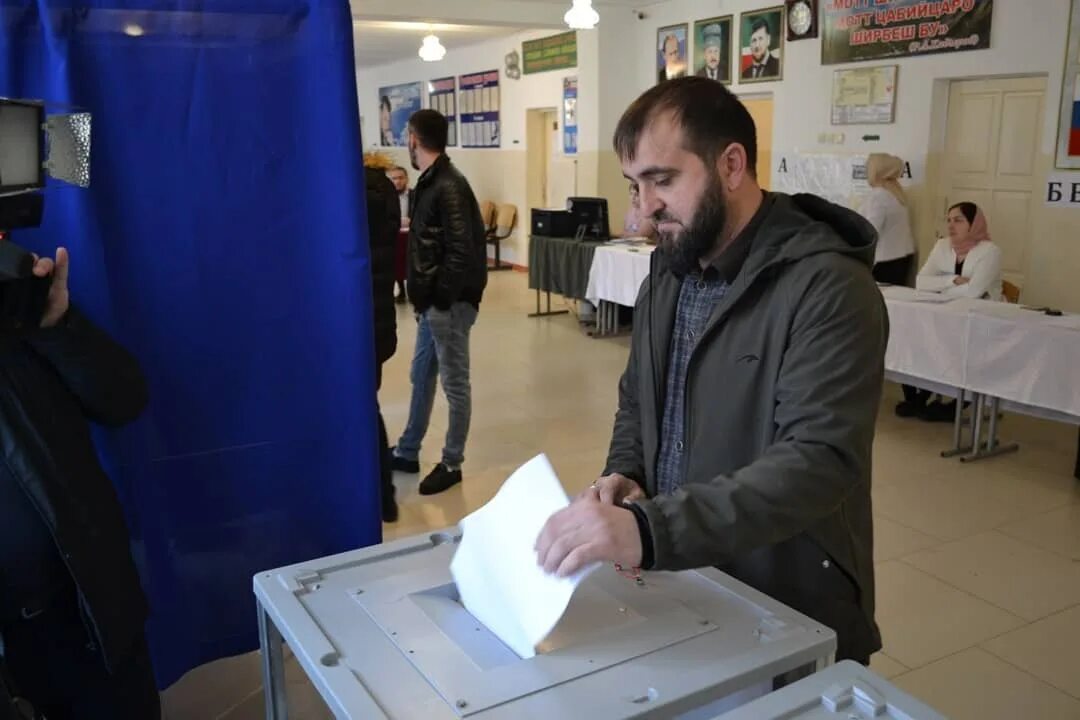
(694, 17, 732, 83)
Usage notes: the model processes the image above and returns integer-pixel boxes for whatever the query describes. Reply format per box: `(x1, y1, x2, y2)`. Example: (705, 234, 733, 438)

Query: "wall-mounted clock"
(786, 0, 818, 41)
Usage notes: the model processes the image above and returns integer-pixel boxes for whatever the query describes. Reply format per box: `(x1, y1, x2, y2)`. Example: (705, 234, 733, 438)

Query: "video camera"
(0, 97, 91, 330)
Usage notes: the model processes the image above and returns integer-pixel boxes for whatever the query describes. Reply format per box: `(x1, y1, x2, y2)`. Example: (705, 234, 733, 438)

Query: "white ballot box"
(253, 529, 836, 719)
(716, 660, 946, 720)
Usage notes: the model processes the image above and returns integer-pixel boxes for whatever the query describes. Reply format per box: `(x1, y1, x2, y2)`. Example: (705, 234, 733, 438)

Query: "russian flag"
(1070, 77, 1080, 156)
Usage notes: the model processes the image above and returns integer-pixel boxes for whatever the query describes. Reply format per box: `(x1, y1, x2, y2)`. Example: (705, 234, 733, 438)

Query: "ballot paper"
(449, 454, 598, 659)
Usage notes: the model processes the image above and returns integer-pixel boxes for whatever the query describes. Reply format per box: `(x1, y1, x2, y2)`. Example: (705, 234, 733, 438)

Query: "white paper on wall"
(773, 152, 923, 211)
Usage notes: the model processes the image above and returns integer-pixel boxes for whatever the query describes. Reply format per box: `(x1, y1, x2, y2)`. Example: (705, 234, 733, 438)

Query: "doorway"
(742, 95, 774, 189)
(527, 108, 577, 212)
(937, 76, 1046, 288)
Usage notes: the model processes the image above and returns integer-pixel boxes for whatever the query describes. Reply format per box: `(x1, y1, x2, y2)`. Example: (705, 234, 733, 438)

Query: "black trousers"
(0, 588, 159, 720)
(375, 364, 394, 506)
(872, 254, 914, 286)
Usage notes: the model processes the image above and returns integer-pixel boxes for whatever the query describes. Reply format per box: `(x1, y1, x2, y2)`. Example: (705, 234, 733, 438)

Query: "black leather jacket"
(0, 307, 149, 671)
(407, 155, 488, 313)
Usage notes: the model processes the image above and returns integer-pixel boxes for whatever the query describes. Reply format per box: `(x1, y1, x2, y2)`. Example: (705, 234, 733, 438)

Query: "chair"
(487, 203, 517, 271)
(479, 201, 497, 235)
(1002, 280, 1021, 304)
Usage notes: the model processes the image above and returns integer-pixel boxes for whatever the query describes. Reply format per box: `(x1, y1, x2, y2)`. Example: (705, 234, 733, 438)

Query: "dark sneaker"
(389, 448, 420, 474)
(419, 464, 462, 495)
(894, 400, 921, 418)
(919, 400, 956, 423)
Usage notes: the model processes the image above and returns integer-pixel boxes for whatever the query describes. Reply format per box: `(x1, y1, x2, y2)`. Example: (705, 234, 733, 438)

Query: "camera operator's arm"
(25, 249, 149, 427)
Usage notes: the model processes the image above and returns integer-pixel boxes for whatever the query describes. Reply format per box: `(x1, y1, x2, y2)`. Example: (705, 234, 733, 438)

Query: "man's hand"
(953, 276, 970, 286)
(587, 473, 645, 505)
(32, 247, 70, 328)
(535, 492, 643, 578)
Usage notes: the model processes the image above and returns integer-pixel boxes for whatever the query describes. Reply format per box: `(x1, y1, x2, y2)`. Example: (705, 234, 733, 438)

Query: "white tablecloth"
(881, 286, 1080, 422)
(585, 243, 655, 307)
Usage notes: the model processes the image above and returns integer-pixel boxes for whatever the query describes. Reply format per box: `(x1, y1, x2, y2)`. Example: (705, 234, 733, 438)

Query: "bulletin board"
(459, 70, 500, 149)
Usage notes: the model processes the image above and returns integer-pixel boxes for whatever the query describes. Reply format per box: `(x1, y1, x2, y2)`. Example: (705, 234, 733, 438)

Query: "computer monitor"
(567, 197, 610, 241)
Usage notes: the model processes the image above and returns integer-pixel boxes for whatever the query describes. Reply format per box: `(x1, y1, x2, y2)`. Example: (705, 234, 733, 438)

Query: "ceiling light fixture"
(564, 0, 599, 29)
(418, 33, 446, 62)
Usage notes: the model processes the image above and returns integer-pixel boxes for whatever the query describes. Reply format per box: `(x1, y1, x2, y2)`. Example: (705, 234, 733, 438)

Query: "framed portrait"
(739, 7, 785, 84)
(656, 24, 689, 85)
(693, 16, 733, 84)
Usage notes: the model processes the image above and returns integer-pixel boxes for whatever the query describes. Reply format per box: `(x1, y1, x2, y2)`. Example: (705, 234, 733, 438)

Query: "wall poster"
(831, 65, 898, 124)
(459, 70, 500, 149)
(428, 76, 458, 147)
(821, 0, 993, 66)
(563, 76, 578, 155)
(377, 82, 422, 147)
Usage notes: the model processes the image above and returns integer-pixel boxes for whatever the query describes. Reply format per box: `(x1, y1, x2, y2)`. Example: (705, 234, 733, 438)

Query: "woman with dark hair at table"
(916, 202, 1003, 300)
(896, 202, 1005, 421)
(860, 153, 915, 285)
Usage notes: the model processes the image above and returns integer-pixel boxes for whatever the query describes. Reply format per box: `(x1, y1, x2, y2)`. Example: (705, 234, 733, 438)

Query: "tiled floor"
(162, 271, 1080, 719)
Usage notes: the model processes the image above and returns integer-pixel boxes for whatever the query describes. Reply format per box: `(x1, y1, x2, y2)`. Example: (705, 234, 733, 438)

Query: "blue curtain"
(1, 1, 381, 687)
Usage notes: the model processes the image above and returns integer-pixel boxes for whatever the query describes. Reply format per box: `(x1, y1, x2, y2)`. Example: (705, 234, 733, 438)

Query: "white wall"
(356, 28, 600, 264)
(635, 0, 1066, 161)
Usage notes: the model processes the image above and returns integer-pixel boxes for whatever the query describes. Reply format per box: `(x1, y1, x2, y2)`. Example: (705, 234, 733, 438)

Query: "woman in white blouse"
(898, 202, 1004, 421)
(860, 153, 916, 285)
(916, 202, 1003, 301)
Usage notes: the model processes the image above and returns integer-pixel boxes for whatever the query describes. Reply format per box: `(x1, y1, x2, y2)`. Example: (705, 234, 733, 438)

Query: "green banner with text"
(523, 31, 578, 74)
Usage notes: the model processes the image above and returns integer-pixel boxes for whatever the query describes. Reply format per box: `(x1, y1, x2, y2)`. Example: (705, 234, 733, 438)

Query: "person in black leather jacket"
(0, 243, 158, 719)
(363, 162, 401, 522)
(391, 110, 488, 496)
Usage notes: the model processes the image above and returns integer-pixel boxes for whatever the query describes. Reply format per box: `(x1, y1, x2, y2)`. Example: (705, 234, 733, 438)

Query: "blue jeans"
(395, 303, 478, 468)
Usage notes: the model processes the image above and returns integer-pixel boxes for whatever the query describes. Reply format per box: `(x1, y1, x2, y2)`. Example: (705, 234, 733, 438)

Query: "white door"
(941, 76, 1046, 288)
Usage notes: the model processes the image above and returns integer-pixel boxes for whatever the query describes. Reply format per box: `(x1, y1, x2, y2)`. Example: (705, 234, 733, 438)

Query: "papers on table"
(449, 454, 598, 659)
(879, 286, 957, 304)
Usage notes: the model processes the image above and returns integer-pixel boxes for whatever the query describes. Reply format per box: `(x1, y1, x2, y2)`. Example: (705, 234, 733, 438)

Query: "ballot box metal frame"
(716, 660, 946, 720)
(254, 529, 837, 719)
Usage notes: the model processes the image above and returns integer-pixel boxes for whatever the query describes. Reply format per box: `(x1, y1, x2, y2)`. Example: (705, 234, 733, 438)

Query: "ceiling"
(352, 0, 649, 67)
(354, 22, 527, 68)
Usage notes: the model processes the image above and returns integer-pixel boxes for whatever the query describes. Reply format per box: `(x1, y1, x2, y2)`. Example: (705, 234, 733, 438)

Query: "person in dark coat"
(0, 242, 158, 718)
(537, 78, 885, 664)
(363, 163, 401, 523)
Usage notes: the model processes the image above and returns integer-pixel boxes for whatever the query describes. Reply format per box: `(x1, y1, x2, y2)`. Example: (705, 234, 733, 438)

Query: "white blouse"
(859, 187, 916, 264)
(916, 237, 1003, 301)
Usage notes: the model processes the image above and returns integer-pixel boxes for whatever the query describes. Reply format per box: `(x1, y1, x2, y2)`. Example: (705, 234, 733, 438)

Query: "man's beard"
(409, 144, 419, 171)
(655, 173, 727, 277)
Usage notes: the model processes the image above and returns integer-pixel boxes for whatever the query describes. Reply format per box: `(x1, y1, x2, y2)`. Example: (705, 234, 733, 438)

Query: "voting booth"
(716, 660, 946, 720)
(254, 529, 837, 719)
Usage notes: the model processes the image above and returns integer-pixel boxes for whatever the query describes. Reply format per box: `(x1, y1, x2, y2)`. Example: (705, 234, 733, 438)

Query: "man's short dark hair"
(751, 17, 771, 38)
(408, 109, 448, 153)
(614, 76, 758, 177)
